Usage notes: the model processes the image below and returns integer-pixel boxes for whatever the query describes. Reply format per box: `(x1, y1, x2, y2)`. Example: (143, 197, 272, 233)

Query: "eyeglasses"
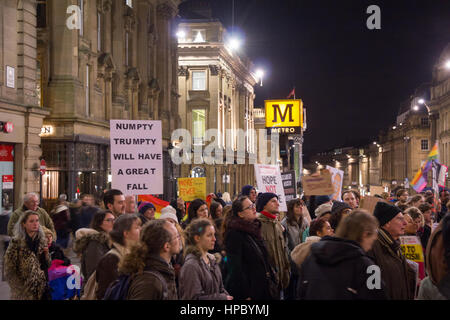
(243, 203, 256, 211)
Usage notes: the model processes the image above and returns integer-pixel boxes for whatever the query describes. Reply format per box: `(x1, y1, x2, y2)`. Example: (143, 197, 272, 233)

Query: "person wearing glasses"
(223, 196, 277, 300)
(74, 210, 114, 280)
(7, 192, 56, 238)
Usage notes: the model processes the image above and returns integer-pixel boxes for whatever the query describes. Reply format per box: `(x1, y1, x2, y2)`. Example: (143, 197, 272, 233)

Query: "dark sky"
(181, 0, 450, 159)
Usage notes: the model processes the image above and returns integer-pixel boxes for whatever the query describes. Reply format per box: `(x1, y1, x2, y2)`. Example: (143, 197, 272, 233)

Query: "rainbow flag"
(137, 195, 170, 219)
(411, 166, 427, 193)
(427, 143, 439, 162)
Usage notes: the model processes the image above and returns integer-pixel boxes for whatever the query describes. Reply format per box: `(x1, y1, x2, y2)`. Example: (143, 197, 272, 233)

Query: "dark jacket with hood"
(73, 228, 111, 280)
(179, 252, 229, 300)
(367, 228, 416, 300)
(126, 255, 178, 300)
(297, 236, 386, 300)
(223, 216, 276, 300)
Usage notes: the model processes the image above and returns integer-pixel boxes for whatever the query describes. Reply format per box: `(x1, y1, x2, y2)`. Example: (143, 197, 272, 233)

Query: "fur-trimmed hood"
(10, 228, 48, 254)
(73, 229, 111, 254)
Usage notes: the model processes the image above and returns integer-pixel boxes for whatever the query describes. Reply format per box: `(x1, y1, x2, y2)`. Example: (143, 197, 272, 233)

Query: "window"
(421, 139, 429, 151)
(126, 0, 133, 8)
(191, 167, 206, 178)
(421, 117, 429, 126)
(192, 71, 206, 90)
(86, 65, 90, 116)
(192, 109, 206, 145)
(97, 13, 102, 52)
(78, 0, 83, 36)
(125, 32, 130, 66)
(193, 29, 206, 43)
(36, 0, 47, 28)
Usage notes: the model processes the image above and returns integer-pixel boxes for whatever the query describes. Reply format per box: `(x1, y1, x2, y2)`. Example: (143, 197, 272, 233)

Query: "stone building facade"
(36, 0, 181, 205)
(177, 18, 259, 196)
(0, 0, 49, 214)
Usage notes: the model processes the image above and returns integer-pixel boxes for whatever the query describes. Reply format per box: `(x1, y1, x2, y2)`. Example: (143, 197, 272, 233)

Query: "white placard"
(326, 165, 344, 201)
(110, 120, 163, 195)
(6, 66, 15, 88)
(254, 164, 287, 212)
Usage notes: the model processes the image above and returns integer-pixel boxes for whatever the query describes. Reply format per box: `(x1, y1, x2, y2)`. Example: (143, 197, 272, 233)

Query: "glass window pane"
(192, 109, 206, 145)
(192, 71, 206, 90)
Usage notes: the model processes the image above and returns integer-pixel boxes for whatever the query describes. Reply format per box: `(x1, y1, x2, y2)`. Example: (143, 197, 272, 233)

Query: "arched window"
(191, 167, 206, 178)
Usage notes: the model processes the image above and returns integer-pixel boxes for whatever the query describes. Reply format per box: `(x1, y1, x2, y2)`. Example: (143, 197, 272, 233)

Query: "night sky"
(180, 0, 450, 159)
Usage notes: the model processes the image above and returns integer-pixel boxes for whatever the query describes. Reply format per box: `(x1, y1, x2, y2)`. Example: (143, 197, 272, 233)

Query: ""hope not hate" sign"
(110, 120, 163, 195)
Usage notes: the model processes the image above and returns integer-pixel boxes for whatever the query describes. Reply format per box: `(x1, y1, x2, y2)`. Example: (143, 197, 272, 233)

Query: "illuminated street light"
(413, 105, 419, 111)
(228, 37, 241, 51)
(255, 69, 264, 86)
(176, 30, 186, 41)
(418, 99, 425, 105)
(445, 60, 450, 70)
(392, 126, 396, 130)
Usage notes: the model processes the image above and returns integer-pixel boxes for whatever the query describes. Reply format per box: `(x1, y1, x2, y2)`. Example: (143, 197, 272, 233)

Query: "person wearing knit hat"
(329, 201, 352, 230)
(315, 195, 332, 208)
(160, 205, 179, 224)
(241, 185, 257, 203)
(256, 192, 291, 296)
(137, 201, 156, 226)
(367, 201, 416, 300)
(314, 203, 333, 220)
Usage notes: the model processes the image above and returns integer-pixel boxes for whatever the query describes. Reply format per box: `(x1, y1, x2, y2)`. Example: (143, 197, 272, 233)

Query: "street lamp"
(418, 98, 431, 115)
(445, 60, 450, 70)
(255, 69, 264, 86)
(227, 37, 241, 51)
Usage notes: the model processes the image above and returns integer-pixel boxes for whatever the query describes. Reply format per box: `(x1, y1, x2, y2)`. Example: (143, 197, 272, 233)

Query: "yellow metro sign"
(265, 99, 303, 134)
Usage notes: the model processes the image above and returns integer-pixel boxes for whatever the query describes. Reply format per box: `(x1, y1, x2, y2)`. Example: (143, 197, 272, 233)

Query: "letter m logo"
(272, 104, 294, 123)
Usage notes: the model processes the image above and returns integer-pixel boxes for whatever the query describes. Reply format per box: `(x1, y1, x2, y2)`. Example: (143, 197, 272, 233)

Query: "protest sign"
(370, 186, 385, 196)
(359, 195, 388, 214)
(281, 170, 297, 202)
(110, 120, 163, 195)
(326, 166, 343, 201)
(254, 164, 287, 211)
(178, 177, 206, 202)
(302, 169, 334, 196)
(400, 236, 424, 263)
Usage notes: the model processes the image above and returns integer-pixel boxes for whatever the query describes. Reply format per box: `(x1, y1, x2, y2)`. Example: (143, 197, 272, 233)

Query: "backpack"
(103, 270, 168, 300)
(80, 248, 120, 300)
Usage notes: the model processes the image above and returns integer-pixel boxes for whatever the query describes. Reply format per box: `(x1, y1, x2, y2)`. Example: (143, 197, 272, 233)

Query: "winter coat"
(50, 205, 70, 237)
(258, 214, 291, 290)
(298, 236, 386, 300)
(73, 228, 111, 280)
(7, 206, 55, 238)
(281, 217, 309, 253)
(49, 242, 71, 266)
(68, 205, 81, 235)
(367, 228, 416, 300)
(179, 252, 229, 300)
(4, 230, 52, 300)
(79, 205, 99, 229)
(417, 276, 448, 300)
(223, 216, 274, 300)
(126, 255, 178, 300)
(95, 242, 129, 299)
(290, 236, 321, 270)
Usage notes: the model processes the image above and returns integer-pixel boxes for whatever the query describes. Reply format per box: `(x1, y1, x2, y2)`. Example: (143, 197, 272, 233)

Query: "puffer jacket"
(4, 229, 52, 300)
(179, 252, 229, 300)
(73, 228, 111, 280)
(258, 213, 291, 290)
(7, 206, 56, 238)
(298, 236, 386, 300)
(126, 254, 178, 300)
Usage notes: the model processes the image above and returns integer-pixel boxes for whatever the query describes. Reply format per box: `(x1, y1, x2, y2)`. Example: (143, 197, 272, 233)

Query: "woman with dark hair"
(73, 210, 114, 279)
(281, 198, 309, 299)
(95, 214, 141, 299)
(4, 210, 51, 300)
(329, 201, 352, 230)
(418, 214, 450, 299)
(209, 201, 226, 256)
(223, 196, 277, 300)
(182, 199, 208, 229)
(298, 210, 385, 299)
(179, 218, 232, 300)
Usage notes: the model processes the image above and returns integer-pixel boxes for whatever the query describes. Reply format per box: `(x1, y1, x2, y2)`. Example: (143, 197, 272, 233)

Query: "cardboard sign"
(370, 186, 385, 196)
(302, 169, 334, 196)
(110, 120, 163, 195)
(281, 170, 297, 202)
(359, 195, 388, 214)
(400, 236, 424, 263)
(254, 164, 287, 211)
(326, 166, 343, 201)
(178, 177, 206, 202)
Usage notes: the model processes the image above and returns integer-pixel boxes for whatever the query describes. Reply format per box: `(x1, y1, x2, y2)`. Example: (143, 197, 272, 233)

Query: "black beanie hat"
(256, 192, 278, 212)
(373, 202, 402, 226)
(331, 201, 352, 216)
(242, 185, 256, 196)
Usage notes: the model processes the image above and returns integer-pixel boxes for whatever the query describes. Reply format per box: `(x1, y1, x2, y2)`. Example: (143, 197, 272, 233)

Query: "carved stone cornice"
(209, 65, 220, 76)
(97, 0, 112, 13)
(124, 7, 136, 32)
(178, 66, 188, 77)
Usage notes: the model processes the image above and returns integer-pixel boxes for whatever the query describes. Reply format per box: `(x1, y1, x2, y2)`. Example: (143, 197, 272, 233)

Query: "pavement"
(0, 234, 81, 300)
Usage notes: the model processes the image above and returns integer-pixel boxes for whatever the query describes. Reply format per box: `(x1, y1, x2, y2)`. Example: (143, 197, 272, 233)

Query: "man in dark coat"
(368, 202, 416, 300)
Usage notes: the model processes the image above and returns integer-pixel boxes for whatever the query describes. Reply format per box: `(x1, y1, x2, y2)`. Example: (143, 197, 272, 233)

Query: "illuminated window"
(192, 71, 206, 90)
(193, 29, 205, 43)
(192, 109, 206, 145)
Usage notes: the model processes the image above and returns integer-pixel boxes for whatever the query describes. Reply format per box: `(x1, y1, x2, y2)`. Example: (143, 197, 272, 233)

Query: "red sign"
(2, 175, 13, 189)
(0, 145, 14, 162)
(40, 159, 46, 175)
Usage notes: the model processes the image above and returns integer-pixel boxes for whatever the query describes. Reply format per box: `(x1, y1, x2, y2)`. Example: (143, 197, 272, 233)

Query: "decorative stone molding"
(124, 7, 136, 32)
(209, 65, 220, 76)
(97, 0, 112, 13)
(178, 66, 189, 77)
(148, 78, 161, 97)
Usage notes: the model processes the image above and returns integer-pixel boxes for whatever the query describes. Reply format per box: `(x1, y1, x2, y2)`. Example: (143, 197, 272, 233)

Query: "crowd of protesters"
(1, 183, 450, 300)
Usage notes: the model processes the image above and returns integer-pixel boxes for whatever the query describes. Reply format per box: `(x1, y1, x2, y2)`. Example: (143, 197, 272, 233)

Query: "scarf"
(260, 211, 277, 220)
(379, 227, 402, 258)
(227, 216, 263, 241)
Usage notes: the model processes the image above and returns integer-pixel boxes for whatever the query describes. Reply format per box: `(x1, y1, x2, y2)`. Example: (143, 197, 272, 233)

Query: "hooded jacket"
(298, 236, 386, 300)
(73, 228, 111, 280)
(179, 252, 229, 300)
(4, 229, 52, 300)
(126, 255, 178, 300)
(7, 206, 55, 238)
(291, 236, 321, 270)
(367, 228, 416, 300)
